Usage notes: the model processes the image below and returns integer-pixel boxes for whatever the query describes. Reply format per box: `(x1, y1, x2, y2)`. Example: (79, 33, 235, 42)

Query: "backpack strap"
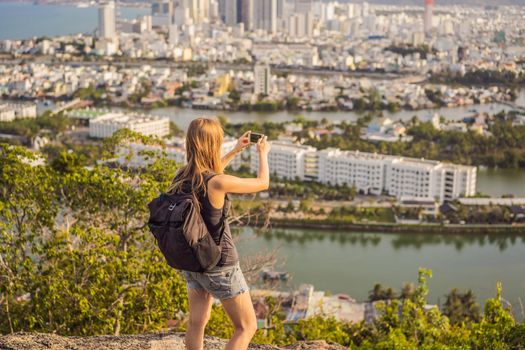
(203, 171, 219, 186)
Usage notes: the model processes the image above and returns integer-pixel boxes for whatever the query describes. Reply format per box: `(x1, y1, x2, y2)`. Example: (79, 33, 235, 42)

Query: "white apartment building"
(384, 160, 477, 202)
(0, 103, 37, 121)
(250, 141, 476, 202)
(385, 158, 440, 199)
(89, 112, 170, 139)
(250, 141, 317, 181)
(0, 105, 15, 122)
(318, 149, 386, 195)
(14, 103, 37, 119)
(437, 164, 477, 202)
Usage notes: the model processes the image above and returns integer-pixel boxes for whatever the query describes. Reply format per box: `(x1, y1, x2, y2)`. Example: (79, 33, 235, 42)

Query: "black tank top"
(198, 172, 239, 267)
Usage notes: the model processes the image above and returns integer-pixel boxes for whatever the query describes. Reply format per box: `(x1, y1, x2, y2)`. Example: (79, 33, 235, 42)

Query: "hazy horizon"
(0, 0, 524, 5)
(339, 0, 525, 5)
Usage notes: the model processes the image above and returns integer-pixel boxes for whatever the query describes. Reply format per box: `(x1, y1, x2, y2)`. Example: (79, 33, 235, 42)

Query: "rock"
(284, 341, 346, 350)
(0, 332, 346, 350)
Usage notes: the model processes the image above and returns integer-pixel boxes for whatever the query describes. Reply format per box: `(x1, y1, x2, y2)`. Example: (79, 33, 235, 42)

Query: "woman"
(168, 118, 270, 350)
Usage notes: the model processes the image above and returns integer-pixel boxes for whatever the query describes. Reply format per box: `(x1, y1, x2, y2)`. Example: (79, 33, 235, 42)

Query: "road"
(0, 56, 425, 81)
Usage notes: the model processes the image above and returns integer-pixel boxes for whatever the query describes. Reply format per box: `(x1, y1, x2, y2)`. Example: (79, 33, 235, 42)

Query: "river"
(477, 168, 525, 197)
(151, 99, 522, 131)
(236, 227, 525, 319)
(0, 2, 149, 40)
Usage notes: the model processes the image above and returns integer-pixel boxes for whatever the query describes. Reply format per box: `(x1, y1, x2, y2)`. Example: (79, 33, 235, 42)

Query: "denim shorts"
(182, 262, 249, 300)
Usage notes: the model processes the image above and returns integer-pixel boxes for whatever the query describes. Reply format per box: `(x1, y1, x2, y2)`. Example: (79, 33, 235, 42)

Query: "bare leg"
(185, 288, 213, 350)
(221, 291, 257, 350)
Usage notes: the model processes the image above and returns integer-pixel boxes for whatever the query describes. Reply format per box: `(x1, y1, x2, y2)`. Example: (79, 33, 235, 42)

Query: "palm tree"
(443, 288, 481, 324)
(400, 283, 416, 300)
(369, 283, 385, 302)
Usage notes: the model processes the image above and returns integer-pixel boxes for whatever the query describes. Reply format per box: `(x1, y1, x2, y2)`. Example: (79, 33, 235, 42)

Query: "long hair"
(168, 118, 224, 198)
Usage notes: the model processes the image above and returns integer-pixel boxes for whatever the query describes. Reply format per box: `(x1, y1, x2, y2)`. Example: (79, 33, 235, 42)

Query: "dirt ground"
(0, 332, 346, 350)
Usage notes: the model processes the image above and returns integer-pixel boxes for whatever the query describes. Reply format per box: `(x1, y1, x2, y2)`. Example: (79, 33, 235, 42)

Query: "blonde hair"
(168, 118, 224, 197)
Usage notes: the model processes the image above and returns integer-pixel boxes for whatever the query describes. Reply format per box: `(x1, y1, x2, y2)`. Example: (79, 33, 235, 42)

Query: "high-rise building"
(218, 0, 226, 21)
(178, 0, 209, 24)
(362, 1, 369, 17)
(97, 1, 118, 55)
(209, 0, 219, 19)
(322, 2, 335, 22)
(286, 12, 313, 38)
(255, 0, 277, 34)
(98, 1, 116, 40)
(173, 0, 191, 26)
(222, 0, 253, 29)
(295, 0, 312, 13)
(224, 0, 237, 25)
(347, 3, 355, 18)
(151, 0, 173, 27)
(254, 63, 271, 95)
(424, 0, 433, 34)
(241, 0, 254, 30)
(277, 0, 285, 18)
(194, 0, 210, 23)
(151, 0, 172, 16)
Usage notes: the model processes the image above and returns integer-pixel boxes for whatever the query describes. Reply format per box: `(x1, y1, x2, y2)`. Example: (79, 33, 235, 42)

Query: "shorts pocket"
(231, 266, 249, 294)
(206, 269, 234, 293)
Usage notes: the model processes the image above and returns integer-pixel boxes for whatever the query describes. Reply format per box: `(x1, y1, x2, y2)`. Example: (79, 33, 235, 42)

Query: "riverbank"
(255, 218, 525, 234)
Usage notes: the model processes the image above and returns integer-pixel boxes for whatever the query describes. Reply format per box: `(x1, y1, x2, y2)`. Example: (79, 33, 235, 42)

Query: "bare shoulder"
(208, 174, 236, 191)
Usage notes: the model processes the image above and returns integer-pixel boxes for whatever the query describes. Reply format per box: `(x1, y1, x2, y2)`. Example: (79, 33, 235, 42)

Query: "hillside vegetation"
(0, 131, 524, 349)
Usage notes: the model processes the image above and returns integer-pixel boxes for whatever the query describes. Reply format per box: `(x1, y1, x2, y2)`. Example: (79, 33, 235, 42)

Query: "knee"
(188, 313, 210, 330)
(235, 317, 257, 337)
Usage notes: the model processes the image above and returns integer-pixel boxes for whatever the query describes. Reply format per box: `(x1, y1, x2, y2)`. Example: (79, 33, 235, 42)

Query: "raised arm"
(209, 136, 271, 206)
(221, 130, 250, 169)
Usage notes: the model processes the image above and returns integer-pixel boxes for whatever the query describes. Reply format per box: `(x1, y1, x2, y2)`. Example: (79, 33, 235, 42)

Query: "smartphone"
(249, 132, 264, 143)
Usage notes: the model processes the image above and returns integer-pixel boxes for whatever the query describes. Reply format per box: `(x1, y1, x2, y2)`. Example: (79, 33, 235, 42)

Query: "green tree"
(0, 133, 188, 335)
(443, 288, 481, 325)
(470, 283, 516, 350)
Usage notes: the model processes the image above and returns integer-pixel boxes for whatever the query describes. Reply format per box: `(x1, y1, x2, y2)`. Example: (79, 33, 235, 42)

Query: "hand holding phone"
(250, 132, 264, 143)
(256, 135, 270, 155)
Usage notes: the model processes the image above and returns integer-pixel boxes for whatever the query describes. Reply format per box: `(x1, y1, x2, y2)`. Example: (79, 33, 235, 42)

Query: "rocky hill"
(0, 332, 346, 350)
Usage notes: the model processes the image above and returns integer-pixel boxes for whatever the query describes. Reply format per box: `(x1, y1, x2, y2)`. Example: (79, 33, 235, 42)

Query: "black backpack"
(147, 190, 222, 272)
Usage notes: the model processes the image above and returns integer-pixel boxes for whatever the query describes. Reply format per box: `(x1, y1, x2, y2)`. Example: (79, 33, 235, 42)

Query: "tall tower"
(241, 0, 254, 30)
(295, 0, 312, 13)
(224, 0, 237, 26)
(178, 0, 208, 24)
(255, 0, 277, 34)
(424, 0, 433, 35)
(173, 0, 191, 26)
(254, 63, 271, 95)
(98, 1, 116, 40)
(277, 0, 285, 18)
(193, 0, 210, 23)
